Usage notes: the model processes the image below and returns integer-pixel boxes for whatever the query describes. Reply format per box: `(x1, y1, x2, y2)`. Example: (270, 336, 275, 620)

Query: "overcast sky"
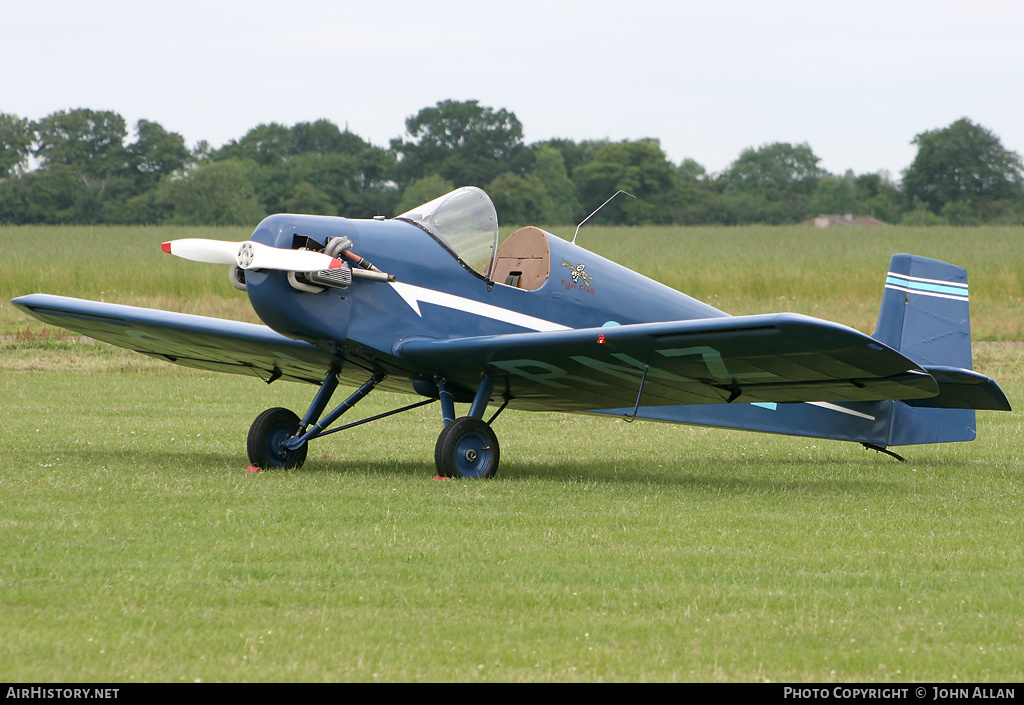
(4, 0, 1022, 179)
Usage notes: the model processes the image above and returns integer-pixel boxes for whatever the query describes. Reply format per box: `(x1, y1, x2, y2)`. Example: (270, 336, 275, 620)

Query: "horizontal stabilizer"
(904, 366, 1011, 411)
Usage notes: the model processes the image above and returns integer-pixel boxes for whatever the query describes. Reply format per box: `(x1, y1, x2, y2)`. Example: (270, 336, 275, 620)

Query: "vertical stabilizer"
(872, 254, 976, 445)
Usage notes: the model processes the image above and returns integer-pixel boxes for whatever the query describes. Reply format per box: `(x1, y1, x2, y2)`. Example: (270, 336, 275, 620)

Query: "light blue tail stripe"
(885, 274, 968, 300)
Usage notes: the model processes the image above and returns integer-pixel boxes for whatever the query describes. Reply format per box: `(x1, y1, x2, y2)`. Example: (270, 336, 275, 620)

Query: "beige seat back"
(491, 227, 551, 291)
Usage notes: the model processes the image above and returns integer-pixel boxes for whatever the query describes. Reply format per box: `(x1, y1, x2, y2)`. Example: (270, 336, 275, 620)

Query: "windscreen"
(396, 187, 499, 278)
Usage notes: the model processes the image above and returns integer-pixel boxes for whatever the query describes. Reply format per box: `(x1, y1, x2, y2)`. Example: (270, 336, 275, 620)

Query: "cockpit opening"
(396, 187, 552, 289)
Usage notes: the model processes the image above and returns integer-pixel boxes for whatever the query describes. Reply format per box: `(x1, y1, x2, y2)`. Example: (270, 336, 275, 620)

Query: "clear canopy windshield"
(396, 187, 498, 278)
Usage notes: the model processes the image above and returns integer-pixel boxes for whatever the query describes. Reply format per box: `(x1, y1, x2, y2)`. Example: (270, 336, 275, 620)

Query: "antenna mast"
(571, 190, 636, 244)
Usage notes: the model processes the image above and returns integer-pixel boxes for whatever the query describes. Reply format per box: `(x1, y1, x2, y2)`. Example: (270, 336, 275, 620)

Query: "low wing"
(396, 313, 941, 412)
(12, 294, 336, 385)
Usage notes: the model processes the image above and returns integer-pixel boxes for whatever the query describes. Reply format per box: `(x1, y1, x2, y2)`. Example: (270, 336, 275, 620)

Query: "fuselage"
(243, 213, 728, 396)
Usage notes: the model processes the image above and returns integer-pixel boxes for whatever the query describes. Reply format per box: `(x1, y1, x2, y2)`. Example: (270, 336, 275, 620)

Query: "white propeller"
(161, 239, 343, 272)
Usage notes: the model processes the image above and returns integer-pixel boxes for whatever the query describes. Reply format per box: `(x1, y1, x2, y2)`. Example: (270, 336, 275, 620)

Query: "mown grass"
(0, 341, 1021, 682)
(2, 224, 1022, 682)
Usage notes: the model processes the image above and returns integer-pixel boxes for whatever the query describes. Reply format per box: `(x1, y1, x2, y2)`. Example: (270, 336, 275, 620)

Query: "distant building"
(802, 214, 890, 228)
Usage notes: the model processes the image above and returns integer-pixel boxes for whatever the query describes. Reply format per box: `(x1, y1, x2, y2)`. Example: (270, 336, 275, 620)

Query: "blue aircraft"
(12, 187, 1011, 477)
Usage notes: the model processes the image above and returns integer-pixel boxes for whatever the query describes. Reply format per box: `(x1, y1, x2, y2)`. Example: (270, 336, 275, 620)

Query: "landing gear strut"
(245, 368, 396, 471)
(432, 373, 504, 479)
(244, 368, 505, 478)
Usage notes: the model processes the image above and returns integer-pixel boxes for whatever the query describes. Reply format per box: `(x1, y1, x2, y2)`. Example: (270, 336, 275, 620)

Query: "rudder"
(872, 254, 976, 445)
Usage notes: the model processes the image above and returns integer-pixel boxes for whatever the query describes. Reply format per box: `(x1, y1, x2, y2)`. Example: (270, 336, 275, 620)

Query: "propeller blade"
(238, 242, 344, 272)
(161, 238, 238, 265)
(161, 239, 343, 272)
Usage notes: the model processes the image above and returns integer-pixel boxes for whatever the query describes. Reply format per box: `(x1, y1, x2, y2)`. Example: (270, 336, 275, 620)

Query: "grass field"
(1, 224, 1022, 682)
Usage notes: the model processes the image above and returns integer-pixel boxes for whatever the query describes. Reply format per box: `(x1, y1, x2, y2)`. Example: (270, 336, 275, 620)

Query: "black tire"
(434, 417, 500, 479)
(247, 407, 308, 469)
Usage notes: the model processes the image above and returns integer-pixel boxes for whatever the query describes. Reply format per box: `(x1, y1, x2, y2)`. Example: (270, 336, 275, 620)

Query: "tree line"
(2, 100, 1023, 227)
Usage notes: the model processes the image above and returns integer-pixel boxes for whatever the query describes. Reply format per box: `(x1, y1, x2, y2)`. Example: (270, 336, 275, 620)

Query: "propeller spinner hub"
(237, 242, 255, 268)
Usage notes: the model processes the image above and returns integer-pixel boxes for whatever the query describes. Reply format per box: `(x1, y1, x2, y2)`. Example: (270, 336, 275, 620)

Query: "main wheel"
(247, 407, 308, 469)
(435, 417, 500, 479)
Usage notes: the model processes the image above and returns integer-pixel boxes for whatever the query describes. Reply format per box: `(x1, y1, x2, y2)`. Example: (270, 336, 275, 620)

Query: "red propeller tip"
(329, 258, 343, 269)
(161, 242, 172, 254)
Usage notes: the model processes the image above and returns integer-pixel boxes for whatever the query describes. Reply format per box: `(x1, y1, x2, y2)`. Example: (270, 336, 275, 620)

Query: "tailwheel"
(435, 417, 500, 479)
(247, 407, 308, 469)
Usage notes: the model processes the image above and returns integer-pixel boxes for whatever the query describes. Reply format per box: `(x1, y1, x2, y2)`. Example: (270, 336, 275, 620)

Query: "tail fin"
(873, 254, 972, 368)
(872, 254, 1009, 446)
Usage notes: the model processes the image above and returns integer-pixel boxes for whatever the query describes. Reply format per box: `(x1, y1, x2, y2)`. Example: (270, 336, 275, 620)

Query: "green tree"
(489, 144, 580, 226)
(712, 189, 791, 226)
(33, 108, 129, 183)
(533, 138, 611, 179)
(155, 159, 265, 225)
(677, 158, 708, 183)
(854, 172, 904, 223)
(396, 175, 455, 214)
(0, 113, 33, 178)
(527, 144, 579, 224)
(126, 119, 190, 188)
(940, 199, 979, 226)
(285, 180, 334, 215)
(900, 198, 948, 226)
(215, 121, 397, 219)
(720, 142, 826, 223)
(902, 117, 1024, 215)
(272, 152, 391, 217)
(2, 110, 127, 223)
(652, 157, 720, 225)
(216, 123, 293, 166)
(289, 119, 380, 158)
(390, 100, 525, 188)
(5, 165, 112, 224)
(290, 119, 347, 156)
(572, 139, 678, 224)
(810, 171, 859, 216)
(487, 172, 549, 226)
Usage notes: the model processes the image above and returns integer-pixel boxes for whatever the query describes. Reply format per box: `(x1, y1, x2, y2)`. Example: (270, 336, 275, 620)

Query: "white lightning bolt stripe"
(389, 282, 571, 332)
(806, 401, 876, 421)
(753, 401, 877, 421)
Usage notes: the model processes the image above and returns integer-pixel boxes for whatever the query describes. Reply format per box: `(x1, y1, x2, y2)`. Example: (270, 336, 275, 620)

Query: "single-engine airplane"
(12, 187, 1011, 477)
